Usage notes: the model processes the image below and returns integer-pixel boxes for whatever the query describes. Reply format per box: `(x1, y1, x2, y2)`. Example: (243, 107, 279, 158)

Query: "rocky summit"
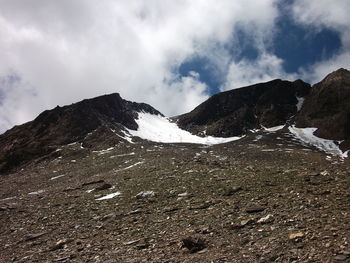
(0, 93, 161, 174)
(176, 79, 311, 137)
(296, 68, 350, 151)
(0, 69, 350, 263)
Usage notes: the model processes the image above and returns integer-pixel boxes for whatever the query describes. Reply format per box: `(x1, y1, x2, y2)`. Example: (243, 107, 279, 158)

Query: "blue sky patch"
(179, 55, 223, 94)
(273, 12, 342, 73)
(178, 2, 342, 94)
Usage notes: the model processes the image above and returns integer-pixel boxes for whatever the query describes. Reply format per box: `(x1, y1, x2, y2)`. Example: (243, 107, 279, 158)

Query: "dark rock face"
(0, 93, 161, 174)
(176, 79, 311, 137)
(296, 68, 350, 150)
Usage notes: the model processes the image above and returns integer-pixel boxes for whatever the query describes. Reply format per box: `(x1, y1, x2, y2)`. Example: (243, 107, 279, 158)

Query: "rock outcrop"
(0, 93, 161, 173)
(296, 68, 350, 150)
(176, 79, 311, 137)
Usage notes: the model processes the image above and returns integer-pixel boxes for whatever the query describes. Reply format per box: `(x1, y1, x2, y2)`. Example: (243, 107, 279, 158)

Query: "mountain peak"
(320, 68, 350, 87)
(176, 79, 311, 137)
(0, 93, 161, 173)
(296, 68, 350, 149)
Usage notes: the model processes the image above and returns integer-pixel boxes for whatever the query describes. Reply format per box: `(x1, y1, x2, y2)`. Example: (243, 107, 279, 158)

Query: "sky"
(0, 0, 349, 133)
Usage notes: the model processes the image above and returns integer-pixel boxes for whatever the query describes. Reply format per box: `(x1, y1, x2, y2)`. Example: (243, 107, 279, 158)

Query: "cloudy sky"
(0, 0, 349, 133)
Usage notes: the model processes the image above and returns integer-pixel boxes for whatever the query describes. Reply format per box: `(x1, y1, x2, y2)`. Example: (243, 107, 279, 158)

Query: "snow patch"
(262, 125, 285, 132)
(288, 126, 348, 158)
(93, 147, 114, 155)
(116, 161, 144, 172)
(0, 196, 16, 201)
(296, 96, 305, 111)
(116, 152, 135, 157)
(50, 174, 66, 180)
(249, 129, 260, 133)
(127, 113, 242, 145)
(96, 192, 121, 200)
(28, 190, 45, 195)
(261, 149, 275, 152)
(111, 128, 135, 144)
(136, 191, 155, 199)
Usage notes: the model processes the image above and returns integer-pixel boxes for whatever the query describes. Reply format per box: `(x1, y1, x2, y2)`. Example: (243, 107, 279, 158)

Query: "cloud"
(291, 0, 350, 83)
(223, 53, 297, 90)
(0, 0, 280, 132)
(1, 1, 349, 134)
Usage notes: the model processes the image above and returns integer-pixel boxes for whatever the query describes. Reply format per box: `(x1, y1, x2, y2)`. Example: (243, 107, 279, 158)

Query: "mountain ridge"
(176, 79, 311, 137)
(296, 68, 350, 150)
(1, 68, 350, 173)
(0, 93, 161, 173)
(1, 69, 350, 263)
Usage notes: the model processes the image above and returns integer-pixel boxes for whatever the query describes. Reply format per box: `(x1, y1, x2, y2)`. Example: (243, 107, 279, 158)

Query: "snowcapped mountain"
(0, 68, 350, 173)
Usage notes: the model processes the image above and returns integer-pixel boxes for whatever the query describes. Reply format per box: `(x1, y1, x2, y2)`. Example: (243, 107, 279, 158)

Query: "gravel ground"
(1, 129, 349, 263)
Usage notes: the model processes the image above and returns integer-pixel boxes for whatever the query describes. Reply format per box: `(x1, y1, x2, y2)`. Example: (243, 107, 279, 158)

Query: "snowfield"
(289, 126, 348, 158)
(127, 112, 242, 145)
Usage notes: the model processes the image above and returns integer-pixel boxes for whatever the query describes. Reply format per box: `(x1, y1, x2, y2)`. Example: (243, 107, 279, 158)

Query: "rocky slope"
(296, 68, 350, 151)
(176, 79, 311, 137)
(0, 93, 161, 174)
(0, 129, 349, 263)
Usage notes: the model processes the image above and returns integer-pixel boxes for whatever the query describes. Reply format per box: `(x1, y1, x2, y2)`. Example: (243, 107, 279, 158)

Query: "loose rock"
(181, 236, 207, 253)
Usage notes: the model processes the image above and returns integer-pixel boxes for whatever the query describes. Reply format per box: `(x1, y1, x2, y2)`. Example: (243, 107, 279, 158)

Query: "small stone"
(246, 205, 266, 213)
(93, 183, 112, 192)
(164, 207, 179, 213)
(320, 170, 330, 176)
(50, 239, 71, 251)
(334, 254, 349, 261)
(181, 236, 207, 253)
(223, 186, 242, 196)
(0, 203, 18, 211)
(230, 219, 254, 229)
(136, 191, 155, 199)
(240, 219, 254, 226)
(178, 192, 192, 198)
(289, 232, 305, 240)
(177, 192, 193, 200)
(123, 239, 140, 246)
(82, 180, 104, 186)
(101, 213, 115, 221)
(257, 214, 274, 224)
(24, 232, 47, 241)
(136, 243, 149, 250)
(127, 209, 144, 215)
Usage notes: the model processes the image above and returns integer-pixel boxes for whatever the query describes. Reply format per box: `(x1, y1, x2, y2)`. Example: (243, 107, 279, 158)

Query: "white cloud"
(291, 0, 350, 83)
(0, 0, 279, 132)
(0, 1, 349, 134)
(223, 53, 297, 90)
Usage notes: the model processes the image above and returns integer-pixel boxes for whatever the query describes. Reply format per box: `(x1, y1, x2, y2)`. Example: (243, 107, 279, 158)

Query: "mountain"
(2, 69, 350, 175)
(176, 79, 311, 137)
(1, 69, 350, 263)
(296, 68, 350, 150)
(0, 93, 161, 173)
